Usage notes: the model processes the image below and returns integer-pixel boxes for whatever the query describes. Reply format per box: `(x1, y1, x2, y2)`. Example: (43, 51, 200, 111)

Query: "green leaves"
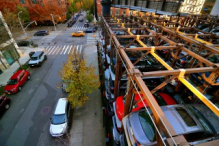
(59, 53, 100, 108)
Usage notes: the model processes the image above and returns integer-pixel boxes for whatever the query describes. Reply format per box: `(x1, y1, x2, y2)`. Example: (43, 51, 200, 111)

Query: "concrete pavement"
(69, 44, 105, 146)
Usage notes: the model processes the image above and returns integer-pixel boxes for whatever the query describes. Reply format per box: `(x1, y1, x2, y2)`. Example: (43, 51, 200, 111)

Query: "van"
(50, 98, 70, 137)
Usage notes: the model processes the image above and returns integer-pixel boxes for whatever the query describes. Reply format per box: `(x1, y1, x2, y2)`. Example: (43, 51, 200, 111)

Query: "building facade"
(0, 12, 20, 75)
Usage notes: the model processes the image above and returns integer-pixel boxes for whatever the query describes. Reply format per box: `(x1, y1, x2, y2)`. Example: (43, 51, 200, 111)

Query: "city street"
(0, 12, 99, 146)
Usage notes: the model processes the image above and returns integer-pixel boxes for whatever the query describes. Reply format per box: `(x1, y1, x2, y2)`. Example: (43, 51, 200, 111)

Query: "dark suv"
(34, 30, 49, 36)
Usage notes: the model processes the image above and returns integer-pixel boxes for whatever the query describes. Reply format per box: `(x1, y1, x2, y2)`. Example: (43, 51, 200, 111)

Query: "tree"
(15, 5, 30, 23)
(59, 53, 100, 108)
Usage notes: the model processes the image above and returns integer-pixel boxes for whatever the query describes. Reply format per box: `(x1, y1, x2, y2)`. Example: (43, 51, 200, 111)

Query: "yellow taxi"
(71, 31, 85, 37)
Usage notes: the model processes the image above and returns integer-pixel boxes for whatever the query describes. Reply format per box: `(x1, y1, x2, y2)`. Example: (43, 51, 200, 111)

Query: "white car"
(28, 51, 47, 67)
(50, 98, 70, 137)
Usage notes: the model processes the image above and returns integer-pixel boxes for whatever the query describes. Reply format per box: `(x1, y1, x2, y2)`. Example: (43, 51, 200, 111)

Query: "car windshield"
(188, 106, 215, 135)
(52, 114, 67, 125)
(153, 93, 167, 106)
(139, 111, 156, 142)
(7, 79, 17, 85)
(31, 57, 38, 60)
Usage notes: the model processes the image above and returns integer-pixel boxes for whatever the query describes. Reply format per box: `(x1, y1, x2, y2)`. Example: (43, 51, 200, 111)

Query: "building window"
(2, 44, 19, 66)
(31, 0, 37, 4)
(20, 0, 25, 4)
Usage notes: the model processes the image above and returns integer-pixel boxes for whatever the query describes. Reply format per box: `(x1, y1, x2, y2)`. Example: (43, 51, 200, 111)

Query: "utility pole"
(18, 11, 27, 37)
(50, 14, 57, 31)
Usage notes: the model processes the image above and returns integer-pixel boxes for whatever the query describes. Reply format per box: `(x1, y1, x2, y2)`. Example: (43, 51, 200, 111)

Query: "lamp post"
(50, 14, 57, 31)
(18, 11, 27, 37)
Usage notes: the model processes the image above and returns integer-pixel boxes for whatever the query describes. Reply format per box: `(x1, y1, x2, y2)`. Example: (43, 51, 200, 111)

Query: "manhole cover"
(40, 106, 51, 115)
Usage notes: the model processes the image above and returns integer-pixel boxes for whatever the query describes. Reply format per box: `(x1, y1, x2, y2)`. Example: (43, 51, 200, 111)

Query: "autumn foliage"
(0, 0, 18, 12)
(59, 53, 100, 108)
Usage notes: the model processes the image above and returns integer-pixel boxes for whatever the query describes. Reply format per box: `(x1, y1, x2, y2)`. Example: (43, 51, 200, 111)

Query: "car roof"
(77, 31, 84, 33)
(32, 51, 43, 57)
(54, 98, 67, 115)
(129, 105, 206, 144)
(10, 70, 25, 79)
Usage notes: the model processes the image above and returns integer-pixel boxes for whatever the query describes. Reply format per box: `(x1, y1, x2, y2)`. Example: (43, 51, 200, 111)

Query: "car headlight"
(61, 124, 67, 134)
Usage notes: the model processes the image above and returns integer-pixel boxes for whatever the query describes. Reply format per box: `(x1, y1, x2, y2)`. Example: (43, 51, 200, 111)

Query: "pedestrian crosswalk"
(68, 27, 87, 31)
(44, 45, 83, 55)
(86, 34, 97, 44)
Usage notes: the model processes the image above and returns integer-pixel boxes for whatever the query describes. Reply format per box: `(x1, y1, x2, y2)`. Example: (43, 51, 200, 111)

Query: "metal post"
(18, 11, 26, 37)
(50, 14, 57, 31)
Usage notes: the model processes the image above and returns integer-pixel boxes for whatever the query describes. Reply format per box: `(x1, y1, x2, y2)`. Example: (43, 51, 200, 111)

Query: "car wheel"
(39, 62, 42, 67)
(5, 104, 10, 110)
(44, 55, 47, 60)
(18, 86, 22, 91)
(27, 75, 31, 80)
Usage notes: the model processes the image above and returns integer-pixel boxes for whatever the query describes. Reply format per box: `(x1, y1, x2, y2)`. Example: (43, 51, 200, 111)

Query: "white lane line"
(49, 46, 57, 55)
(52, 46, 59, 55)
(55, 45, 62, 55)
(60, 45, 66, 54)
(48, 46, 56, 55)
(64, 45, 69, 54)
(68, 45, 73, 54)
(46, 46, 52, 53)
(72, 45, 76, 54)
(80, 45, 83, 54)
(76, 45, 79, 54)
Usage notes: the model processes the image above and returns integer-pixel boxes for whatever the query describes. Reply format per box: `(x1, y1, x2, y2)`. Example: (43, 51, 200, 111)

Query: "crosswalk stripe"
(60, 45, 66, 54)
(52, 46, 59, 55)
(48, 46, 56, 55)
(46, 46, 53, 53)
(68, 45, 73, 54)
(64, 45, 69, 54)
(71, 46, 75, 54)
(80, 45, 83, 54)
(76, 45, 79, 54)
(55, 46, 61, 55)
(49, 46, 57, 55)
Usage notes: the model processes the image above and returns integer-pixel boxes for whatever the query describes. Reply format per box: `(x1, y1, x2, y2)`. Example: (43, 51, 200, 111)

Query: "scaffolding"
(100, 13, 219, 146)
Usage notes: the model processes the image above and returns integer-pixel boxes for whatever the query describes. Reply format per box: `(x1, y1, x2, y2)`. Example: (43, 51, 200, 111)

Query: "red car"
(0, 95, 11, 116)
(114, 93, 176, 127)
(4, 70, 30, 94)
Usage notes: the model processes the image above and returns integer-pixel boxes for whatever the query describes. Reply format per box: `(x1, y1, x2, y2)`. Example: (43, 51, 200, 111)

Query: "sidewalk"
(69, 45, 105, 146)
(0, 47, 44, 86)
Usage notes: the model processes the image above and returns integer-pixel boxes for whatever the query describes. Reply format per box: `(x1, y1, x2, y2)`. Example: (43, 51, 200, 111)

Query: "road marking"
(49, 46, 57, 55)
(80, 45, 82, 54)
(48, 46, 56, 55)
(60, 45, 66, 54)
(52, 46, 59, 55)
(76, 45, 79, 54)
(71, 45, 75, 54)
(46, 46, 52, 53)
(64, 45, 69, 54)
(68, 45, 73, 54)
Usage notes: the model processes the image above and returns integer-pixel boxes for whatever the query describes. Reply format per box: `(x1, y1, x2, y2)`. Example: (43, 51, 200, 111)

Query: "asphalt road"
(0, 12, 89, 146)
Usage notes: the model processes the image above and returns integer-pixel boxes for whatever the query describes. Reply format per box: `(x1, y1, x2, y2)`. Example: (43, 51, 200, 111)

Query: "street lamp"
(18, 11, 27, 37)
(50, 14, 57, 31)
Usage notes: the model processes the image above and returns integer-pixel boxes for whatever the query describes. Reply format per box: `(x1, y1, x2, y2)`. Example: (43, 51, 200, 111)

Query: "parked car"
(34, 30, 49, 36)
(123, 104, 219, 145)
(79, 18, 83, 22)
(28, 51, 47, 67)
(50, 98, 71, 137)
(17, 40, 34, 47)
(112, 93, 176, 143)
(4, 70, 30, 94)
(0, 95, 11, 116)
(71, 31, 85, 37)
(84, 27, 96, 33)
(67, 20, 75, 27)
(84, 22, 89, 27)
